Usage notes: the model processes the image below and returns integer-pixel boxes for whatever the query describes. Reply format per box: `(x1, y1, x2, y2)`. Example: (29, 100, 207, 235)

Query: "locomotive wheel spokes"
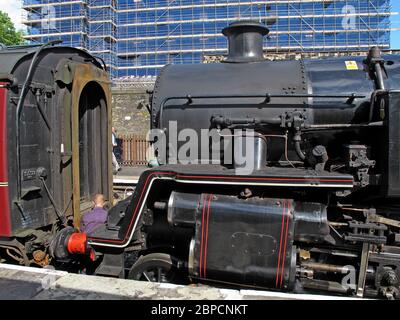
(128, 253, 181, 283)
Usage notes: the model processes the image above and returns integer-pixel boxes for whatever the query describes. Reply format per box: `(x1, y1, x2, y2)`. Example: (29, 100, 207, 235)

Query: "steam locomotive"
(85, 20, 400, 299)
(64, 21, 399, 299)
(3, 20, 400, 299)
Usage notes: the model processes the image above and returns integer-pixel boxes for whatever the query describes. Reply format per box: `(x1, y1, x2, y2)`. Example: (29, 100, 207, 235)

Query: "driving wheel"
(128, 253, 182, 283)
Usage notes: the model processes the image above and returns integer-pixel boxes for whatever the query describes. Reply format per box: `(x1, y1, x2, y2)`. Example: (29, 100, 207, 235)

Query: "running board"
(88, 165, 353, 248)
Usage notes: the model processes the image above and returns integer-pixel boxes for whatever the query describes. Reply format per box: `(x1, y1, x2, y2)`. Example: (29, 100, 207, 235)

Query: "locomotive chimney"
(222, 20, 269, 63)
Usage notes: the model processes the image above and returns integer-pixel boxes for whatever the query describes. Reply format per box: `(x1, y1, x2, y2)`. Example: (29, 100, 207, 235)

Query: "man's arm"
(80, 215, 87, 233)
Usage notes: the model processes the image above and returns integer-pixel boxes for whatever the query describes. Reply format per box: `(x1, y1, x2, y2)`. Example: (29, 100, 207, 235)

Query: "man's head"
(112, 127, 116, 134)
(93, 194, 105, 208)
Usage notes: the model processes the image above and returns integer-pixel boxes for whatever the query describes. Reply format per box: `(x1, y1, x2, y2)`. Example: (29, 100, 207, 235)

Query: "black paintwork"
(383, 91, 400, 197)
(151, 53, 400, 166)
(1, 45, 106, 235)
(192, 194, 295, 290)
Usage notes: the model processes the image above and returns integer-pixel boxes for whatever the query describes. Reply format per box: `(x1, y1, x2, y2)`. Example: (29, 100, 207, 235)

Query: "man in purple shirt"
(80, 194, 108, 235)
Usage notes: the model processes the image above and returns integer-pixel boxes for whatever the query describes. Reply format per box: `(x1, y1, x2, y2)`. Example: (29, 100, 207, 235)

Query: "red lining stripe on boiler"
(203, 194, 213, 278)
(199, 194, 207, 278)
(280, 200, 291, 288)
(275, 200, 286, 288)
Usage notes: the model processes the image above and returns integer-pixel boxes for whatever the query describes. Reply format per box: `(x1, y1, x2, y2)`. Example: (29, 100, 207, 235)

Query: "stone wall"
(111, 82, 155, 136)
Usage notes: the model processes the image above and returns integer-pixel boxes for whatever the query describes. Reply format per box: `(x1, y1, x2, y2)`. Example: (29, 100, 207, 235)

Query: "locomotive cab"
(0, 44, 112, 266)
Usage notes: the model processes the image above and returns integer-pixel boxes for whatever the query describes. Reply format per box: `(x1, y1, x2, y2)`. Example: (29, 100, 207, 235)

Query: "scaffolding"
(22, 0, 118, 77)
(22, 0, 395, 79)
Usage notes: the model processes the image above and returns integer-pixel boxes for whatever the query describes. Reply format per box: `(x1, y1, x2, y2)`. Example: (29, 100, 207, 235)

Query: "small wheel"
(128, 253, 180, 283)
